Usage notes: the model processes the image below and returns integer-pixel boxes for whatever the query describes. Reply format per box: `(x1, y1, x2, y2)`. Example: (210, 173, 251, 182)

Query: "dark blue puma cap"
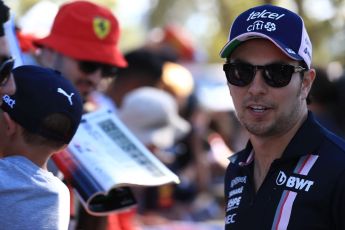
(1, 65, 83, 143)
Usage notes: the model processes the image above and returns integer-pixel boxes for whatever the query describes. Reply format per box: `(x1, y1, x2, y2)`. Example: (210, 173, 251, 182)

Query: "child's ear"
(3, 112, 17, 136)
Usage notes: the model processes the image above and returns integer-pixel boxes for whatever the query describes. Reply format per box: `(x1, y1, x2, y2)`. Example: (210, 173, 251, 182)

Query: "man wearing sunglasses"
(0, 0, 15, 99)
(33, 1, 136, 230)
(34, 1, 127, 102)
(221, 4, 345, 230)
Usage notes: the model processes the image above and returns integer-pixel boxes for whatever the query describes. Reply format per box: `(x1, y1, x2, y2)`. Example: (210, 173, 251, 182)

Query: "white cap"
(118, 87, 191, 149)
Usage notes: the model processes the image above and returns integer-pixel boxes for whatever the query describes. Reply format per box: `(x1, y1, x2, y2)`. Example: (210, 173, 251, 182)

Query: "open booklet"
(52, 109, 180, 216)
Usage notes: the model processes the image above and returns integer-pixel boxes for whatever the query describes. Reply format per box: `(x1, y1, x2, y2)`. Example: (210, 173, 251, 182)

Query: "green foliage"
(10, 0, 345, 66)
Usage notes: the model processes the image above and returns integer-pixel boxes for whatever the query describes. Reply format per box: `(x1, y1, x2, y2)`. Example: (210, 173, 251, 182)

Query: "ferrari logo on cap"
(93, 17, 111, 39)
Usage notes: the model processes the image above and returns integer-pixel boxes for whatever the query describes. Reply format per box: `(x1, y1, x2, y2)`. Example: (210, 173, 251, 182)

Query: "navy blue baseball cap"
(220, 4, 312, 68)
(1, 65, 83, 143)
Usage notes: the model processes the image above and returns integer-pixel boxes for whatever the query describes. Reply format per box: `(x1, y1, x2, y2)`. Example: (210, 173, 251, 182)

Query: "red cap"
(34, 1, 127, 67)
(163, 25, 195, 61)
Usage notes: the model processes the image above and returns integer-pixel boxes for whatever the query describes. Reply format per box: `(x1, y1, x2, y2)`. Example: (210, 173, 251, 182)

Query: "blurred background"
(7, 0, 345, 73)
(7, 1, 345, 229)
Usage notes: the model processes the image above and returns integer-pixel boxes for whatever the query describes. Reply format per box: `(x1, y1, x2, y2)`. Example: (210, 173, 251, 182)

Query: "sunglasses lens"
(264, 64, 294, 88)
(0, 58, 14, 86)
(101, 65, 118, 77)
(79, 61, 117, 77)
(78, 61, 100, 74)
(224, 62, 299, 88)
(224, 63, 255, 86)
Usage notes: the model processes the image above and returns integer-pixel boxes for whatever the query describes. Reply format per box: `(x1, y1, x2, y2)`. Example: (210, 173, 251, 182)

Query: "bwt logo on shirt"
(276, 171, 314, 192)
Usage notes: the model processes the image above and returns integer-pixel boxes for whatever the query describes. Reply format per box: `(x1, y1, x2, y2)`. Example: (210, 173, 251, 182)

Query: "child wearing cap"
(0, 65, 83, 230)
(32, 1, 137, 229)
(33, 0, 127, 100)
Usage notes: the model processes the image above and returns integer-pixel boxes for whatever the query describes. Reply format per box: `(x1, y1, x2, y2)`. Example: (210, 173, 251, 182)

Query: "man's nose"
(247, 70, 268, 95)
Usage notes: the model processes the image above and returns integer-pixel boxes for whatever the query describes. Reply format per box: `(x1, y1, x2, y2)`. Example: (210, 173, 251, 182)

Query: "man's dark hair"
(117, 48, 164, 84)
(21, 113, 74, 149)
(307, 67, 336, 105)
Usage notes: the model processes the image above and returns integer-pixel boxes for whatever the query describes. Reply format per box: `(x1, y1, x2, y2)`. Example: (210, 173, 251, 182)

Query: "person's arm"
(0, 0, 10, 56)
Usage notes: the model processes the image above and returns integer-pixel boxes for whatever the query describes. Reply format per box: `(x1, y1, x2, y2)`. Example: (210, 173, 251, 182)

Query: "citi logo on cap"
(3, 95, 15, 109)
(247, 20, 277, 33)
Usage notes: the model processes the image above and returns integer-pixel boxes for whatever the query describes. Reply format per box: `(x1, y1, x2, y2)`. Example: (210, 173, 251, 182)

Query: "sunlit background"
(5, 1, 345, 228)
(6, 0, 345, 74)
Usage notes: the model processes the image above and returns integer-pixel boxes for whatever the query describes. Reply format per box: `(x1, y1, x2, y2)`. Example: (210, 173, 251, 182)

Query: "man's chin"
(244, 122, 273, 136)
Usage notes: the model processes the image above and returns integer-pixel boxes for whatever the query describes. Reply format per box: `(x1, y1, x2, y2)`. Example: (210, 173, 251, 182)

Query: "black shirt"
(224, 112, 345, 229)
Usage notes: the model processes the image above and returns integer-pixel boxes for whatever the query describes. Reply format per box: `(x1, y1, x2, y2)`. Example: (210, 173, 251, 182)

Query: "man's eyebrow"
(227, 58, 297, 65)
(226, 58, 248, 63)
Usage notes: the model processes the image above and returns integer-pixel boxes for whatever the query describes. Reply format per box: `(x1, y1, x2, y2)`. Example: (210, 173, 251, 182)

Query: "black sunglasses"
(223, 62, 306, 88)
(0, 57, 14, 86)
(78, 61, 118, 77)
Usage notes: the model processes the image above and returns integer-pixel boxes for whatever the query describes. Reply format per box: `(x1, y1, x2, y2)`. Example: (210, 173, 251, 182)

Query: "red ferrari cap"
(34, 1, 127, 67)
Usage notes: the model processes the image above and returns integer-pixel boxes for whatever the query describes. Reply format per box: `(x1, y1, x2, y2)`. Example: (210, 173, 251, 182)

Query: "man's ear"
(38, 48, 59, 68)
(3, 112, 17, 136)
(301, 68, 316, 101)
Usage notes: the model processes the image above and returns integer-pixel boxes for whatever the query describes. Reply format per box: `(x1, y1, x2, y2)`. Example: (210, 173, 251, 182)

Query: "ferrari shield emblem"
(93, 17, 111, 39)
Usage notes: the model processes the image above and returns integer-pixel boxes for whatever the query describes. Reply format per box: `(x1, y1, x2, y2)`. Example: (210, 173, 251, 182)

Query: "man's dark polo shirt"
(224, 112, 345, 229)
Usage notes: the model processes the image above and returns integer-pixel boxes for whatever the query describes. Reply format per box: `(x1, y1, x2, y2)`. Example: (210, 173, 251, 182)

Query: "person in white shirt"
(0, 65, 83, 230)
